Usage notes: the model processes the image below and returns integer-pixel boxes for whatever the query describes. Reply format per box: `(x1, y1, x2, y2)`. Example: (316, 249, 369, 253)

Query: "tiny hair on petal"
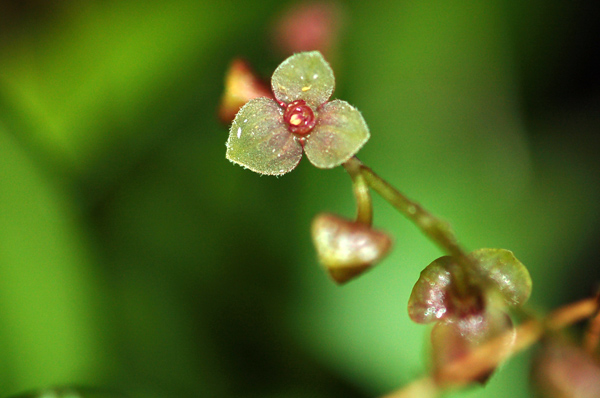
(271, 51, 335, 109)
(226, 98, 303, 176)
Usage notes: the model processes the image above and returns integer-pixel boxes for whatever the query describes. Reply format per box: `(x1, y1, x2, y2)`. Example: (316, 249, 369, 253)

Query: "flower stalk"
(582, 293, 600, 357)
(344, 157, 465, 258)
(381, 296, 600, 398)
(223, 51, 542, 392)
(343, 156, 482, 299)
(343, 158, 373, 225)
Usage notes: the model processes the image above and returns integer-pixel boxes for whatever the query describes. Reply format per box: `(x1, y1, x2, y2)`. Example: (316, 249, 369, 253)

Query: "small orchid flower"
(226, 51, 370, 176)
(407, 248, 532, 384)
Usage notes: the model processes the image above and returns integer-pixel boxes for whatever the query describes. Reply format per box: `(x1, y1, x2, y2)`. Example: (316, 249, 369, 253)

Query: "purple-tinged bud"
(311, 213, 392, 284)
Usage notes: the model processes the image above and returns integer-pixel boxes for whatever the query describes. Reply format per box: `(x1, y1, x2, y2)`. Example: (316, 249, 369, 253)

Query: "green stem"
(381, 296, 600, 397)
(344, 156, 478, 297)
(343, 159, 373, 225)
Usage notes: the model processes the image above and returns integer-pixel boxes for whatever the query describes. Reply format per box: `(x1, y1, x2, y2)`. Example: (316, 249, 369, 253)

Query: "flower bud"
(218, 59, 273, 124)
(431, 307, 515, 386)
(532, 338, 600, 398)
(311, 213, 392, 284)
(271, 2, 344, 57)
(408, 249, 532, 324)
(408, 249, 530, 386)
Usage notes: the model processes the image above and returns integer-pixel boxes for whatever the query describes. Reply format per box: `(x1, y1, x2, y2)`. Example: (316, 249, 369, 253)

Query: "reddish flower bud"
(532, 338, 600, 398)
(408, 249, 531, 386)
(408, 249, 532, 324)
(218, 59, 272, 124)
(431, 307, 515, 386)
(271, 2, 344, 57)
(311, 213, 392, 284)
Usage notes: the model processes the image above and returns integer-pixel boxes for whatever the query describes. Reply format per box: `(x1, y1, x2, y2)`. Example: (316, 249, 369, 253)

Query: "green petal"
(469, 248, 532, 307)
(271, 51, 335, 108)
(226, 98, 302, 176)
(304, 100, 370, 169)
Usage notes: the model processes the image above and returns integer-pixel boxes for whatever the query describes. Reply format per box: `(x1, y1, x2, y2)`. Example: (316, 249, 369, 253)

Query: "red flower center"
(283, 100, 316, 135)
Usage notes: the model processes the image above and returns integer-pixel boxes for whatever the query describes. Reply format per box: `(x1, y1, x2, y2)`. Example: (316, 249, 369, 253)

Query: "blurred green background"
(1, 1, 599, 397)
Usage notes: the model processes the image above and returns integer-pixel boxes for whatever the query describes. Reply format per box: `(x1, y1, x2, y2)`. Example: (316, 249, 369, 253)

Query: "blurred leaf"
(0, 125, 108, 394)
(0, 1, 248, 173)
(6, 386, 125, 398)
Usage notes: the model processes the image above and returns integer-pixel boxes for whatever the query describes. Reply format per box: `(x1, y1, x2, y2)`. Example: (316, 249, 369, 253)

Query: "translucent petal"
(311, 213, 392, 284)
(304, 100, 370, 169)
(407, 256, 454, 324)
(226, 98, 302, 176)
(431, 308, 514, 386)
(470, 248, 532, 307)
(271, 51, 334, 108)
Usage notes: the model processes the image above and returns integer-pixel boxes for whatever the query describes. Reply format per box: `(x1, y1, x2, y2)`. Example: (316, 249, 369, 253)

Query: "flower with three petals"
(226, 51, 370, 176)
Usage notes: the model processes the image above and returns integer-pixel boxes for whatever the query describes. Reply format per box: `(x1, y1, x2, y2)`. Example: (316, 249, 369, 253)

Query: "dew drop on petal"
(271, 51, 335, 108)
(226, 97, 303, 176)
(435, 307, 447, 319)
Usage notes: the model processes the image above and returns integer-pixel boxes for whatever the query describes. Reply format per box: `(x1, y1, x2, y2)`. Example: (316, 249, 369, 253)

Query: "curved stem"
(343, 156, 477, 297)
(583, 293, 600, 357)
(343, 159, 373, 225)
(346, 157, 465, 257)
(381, 296, 600, 397)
